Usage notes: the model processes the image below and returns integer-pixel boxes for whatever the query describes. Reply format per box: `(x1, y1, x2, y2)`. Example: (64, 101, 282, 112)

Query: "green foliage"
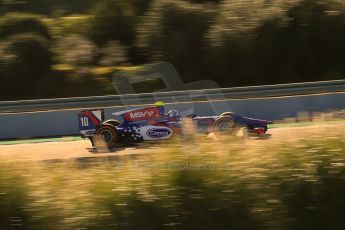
(44, 15, 91, 38)
(187, 0, 222, 4)
(1, 0, 345, 99)
(137, 1, 216, 82)
(0, 34, 52, 98)
(1, 0, 93, 15)
(87, 0, 154, 64)
(129, 0, 154, 16)
(99, 40, 128, 66)
(56, 34, 98, 66)
(88, 0, 136, 46)
(249, 0, 345, 83)
(205, 0, 345, 86)
(0, 13, 51, 39)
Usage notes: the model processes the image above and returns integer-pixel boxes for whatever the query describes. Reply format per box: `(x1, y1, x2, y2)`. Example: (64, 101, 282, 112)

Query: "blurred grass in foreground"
(1, 130, 345, 230)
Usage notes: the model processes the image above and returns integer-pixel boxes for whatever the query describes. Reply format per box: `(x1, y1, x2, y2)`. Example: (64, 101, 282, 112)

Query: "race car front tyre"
(93, 124, 118, 148)
(213, 116, 238, 137)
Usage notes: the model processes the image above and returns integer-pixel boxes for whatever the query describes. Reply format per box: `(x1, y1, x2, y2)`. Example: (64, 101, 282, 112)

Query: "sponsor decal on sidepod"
(130, 110, 155, 119)
(147, 128, 171, 138)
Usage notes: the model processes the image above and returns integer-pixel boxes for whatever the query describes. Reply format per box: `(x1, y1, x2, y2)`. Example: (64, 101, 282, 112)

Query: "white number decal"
(80, 117, 89, 127)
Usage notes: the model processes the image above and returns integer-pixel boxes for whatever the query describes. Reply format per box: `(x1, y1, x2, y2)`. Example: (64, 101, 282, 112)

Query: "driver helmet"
(155, 101, 165, 114)
(167, 110, 180, 121)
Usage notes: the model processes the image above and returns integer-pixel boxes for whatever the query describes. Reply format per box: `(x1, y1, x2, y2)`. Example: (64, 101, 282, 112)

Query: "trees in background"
(100, 41, 128, 66)
(0, 14, 53, 99)
(248, 0, 345, 84)
(0, 0, 345, 100)
(137, 1, 216, 82)
(205, 0, 345, 86)
(0, 13, 51, 39)
(88, 0, 136, 46)
(57, 34, 98, 67)
(0, 34, 52, 97)
(136, 0, 345, 86)
(87, 0, 153, 63)
(0, 0, 93, 15)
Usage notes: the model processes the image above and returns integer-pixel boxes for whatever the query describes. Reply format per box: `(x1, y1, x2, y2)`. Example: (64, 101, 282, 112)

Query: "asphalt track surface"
(1, 122, 344, 162)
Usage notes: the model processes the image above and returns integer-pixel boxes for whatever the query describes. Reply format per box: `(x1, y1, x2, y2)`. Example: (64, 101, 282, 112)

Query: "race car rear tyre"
(220, 112, 234, 117)
(213, 116, 238, 137)
(93, 124, 118, 148)
(103, 119, 121, 127)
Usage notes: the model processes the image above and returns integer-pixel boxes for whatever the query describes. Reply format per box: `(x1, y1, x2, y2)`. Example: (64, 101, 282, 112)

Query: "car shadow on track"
(86, 141, 165, 154)
(86, 133, 272, 154)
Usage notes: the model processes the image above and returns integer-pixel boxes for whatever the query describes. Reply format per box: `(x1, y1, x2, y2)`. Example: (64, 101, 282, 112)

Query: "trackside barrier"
(1, 79, 345, 113)
(1, 89, 345, 139)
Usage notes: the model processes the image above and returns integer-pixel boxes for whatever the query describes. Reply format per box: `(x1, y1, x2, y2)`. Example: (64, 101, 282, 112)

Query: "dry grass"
(1, 126, 345, 229)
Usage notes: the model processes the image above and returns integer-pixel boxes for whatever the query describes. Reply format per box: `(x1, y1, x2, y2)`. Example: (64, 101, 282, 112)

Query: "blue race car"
(78, 102, 272, 148)
(191, 112, 272, 137)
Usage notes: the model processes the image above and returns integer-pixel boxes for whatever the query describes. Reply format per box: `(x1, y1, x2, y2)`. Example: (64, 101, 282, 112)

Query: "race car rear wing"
(78, 109, 105, 137)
